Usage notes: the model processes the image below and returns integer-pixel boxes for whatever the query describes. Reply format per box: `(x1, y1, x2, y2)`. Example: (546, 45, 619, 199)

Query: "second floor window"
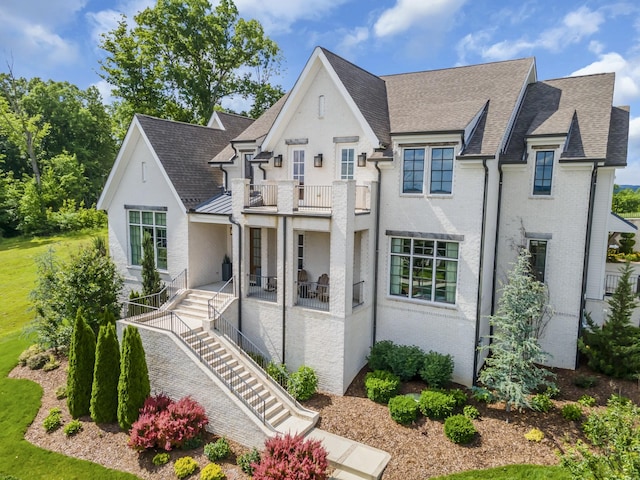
(402, 147, 454, 194)
(341, 148, 355, 180)
(533, 150, 554, 195)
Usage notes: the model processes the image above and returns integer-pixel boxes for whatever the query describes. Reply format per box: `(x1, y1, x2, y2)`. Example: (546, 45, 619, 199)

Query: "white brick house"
(98, 47, 632, 395)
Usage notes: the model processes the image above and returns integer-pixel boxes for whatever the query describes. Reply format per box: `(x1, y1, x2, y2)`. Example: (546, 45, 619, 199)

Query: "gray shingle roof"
(381, 58, 534, 156)
(136, 113, 253, 210)
(606, 106, 629, 167)
(502, 73, 618, 163)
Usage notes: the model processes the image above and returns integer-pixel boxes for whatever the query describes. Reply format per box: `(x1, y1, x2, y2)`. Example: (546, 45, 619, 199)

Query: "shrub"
(545, 385, 560, 399)
(287, 365, 318, 401)
(388, 395, 419, 425)
(524, 428, 545, 442)
(118, 325, 150, 430)
(64, 419, 83, 436)
(578, 394, 596, 407)
(129, 395, 209, 451)
(266, 361, 289, 388)
(387, 345, 424, 381)
(470, 386, 495, 403)
(91, 323, 120, 423)
(444, 414, 477, 444)
(530, 393, 553, 413)
(55, 385, 67, 399)
(43, 407, 63, 432)
(204, 437, 231, 462)
(367, 340, 395, 371)
(448, 388, 468, 408)
(43, 355, 60, 371)
(237, 448, 260, 476)
(152, 452, 171, 466)
(253, 433, 328, 480)
(27, 352, 50, 370)
(419, 390, 457, 419)
(463, 405, 480, 419)
(573, 375, 598, 388)
(561, 403, 583, 421)
(364, 370, 400, 404)
(174, 456, 198, 479)
(18, 344, 44, 366)
(200, 463, 225, 480)
(419, 351, 454, 388)
(67, 309, 97, 418)
(182, 436, 204, 450)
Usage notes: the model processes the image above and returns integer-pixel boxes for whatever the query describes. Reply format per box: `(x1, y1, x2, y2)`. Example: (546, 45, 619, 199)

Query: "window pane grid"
(390, 237, 458, 304)
(533, 151, 554, 195)
(430, 148, 454, 194)
(128, 209, 167, 269)
(402, 149, 425, 193)
(529, 240, 547, 282)
(341, 148, 355, 180)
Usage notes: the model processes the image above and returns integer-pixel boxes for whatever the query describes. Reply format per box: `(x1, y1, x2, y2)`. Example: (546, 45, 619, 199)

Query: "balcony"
(604, 273, 640, 296)
(247, 274, 277, 302)
(242, 181, 371, 215)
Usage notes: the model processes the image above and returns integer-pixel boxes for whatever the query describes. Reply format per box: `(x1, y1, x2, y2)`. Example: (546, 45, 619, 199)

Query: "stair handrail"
(124, 269, 188, 315)
(127, 310, 269, 428)
(207, 276, 235, 318)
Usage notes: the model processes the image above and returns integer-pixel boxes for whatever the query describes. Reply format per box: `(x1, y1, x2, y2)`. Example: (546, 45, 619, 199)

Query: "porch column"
(329, 180, 356, 317)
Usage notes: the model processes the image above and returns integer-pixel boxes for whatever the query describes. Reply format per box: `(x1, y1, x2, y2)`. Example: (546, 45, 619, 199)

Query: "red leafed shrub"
(252, 433, 328, 480)
(128, 395, 208, 451)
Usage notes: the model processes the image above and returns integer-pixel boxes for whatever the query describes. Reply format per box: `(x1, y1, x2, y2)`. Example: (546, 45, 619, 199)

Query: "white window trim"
(337, 144, 356, 180)
(399, 145, 456, 197)
(127, 209, 168, 271)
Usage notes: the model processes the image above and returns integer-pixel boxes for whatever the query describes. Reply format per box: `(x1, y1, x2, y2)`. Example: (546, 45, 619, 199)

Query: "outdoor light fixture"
(314, 153, 323, 167)
(273, 154, 283, 167)
(357, 152, 367, 167)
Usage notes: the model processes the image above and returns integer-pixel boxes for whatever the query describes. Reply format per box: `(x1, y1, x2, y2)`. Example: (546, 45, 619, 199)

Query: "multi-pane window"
(341, 148, 355, 180)
(389, 237, 458, 304)
(430, 148, 454, 194)
(129, 210, 167, 269)
(528, 240, 547, 282)
(533, 151, 554, 195)
(402, 147, 454, 194)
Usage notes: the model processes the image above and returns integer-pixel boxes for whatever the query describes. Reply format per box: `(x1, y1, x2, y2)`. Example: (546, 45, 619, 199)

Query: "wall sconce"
(314, 153, 323, 167)
(273, 154, 283, 168)
(357, 152, 367, 167)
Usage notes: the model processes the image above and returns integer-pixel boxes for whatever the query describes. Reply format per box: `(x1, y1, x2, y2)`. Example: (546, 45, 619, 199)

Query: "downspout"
(490, 162, 505, 331)
(577, 162, 598, 367)
(228, 214, 242, 331)
(472, 158, 489, 384)
(258, 163, 267, 181)
(372, 160, 382, 345)
(282, 216, 287, 363)
(219, 165, 229, 192)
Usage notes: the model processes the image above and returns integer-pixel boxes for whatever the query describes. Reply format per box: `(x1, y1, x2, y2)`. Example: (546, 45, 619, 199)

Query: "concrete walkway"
(306, 429, 391, 480)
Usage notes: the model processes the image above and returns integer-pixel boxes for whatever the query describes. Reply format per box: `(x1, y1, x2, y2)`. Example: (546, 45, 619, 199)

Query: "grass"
(434, 465, 571, 479)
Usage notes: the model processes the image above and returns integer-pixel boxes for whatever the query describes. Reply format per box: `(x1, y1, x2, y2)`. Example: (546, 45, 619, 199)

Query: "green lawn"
(434, 464, 570, 480)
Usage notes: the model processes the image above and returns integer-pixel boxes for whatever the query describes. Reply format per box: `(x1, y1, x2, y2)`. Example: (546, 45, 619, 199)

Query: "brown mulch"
(9, 358, 640, 480)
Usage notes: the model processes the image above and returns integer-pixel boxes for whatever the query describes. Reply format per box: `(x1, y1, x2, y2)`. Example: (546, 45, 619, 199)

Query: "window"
(244, 153, 254, 184)
(389, 237, 458, 304)
(402, 147, 454, 194)
(533, 150, 554, 195)
(528, 240, 547, 282)
(341, 148, 355, 180)
(430, 148, 454, 194)
(297, 234, 304, 270)
(128, 210, 167, 269)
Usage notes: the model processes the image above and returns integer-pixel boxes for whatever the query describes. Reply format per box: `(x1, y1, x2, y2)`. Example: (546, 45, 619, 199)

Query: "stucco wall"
(188, 221, 229, 288)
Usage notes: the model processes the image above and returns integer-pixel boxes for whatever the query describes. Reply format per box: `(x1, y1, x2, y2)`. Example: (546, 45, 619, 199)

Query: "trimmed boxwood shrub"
(364, 370, 400, 404)
(419, 390, 457, 419)
(419, 351, 454, 388)
(388, 395, 419, 425)
(367, 340, 395, 371)
(152, 452, 170, 466)
(64, 419, 83, 436)
(287, 365, 318, 401)
(174, 456, 198, 479)
(463, 405, 480, 419)
(444, 414, 477, 444)
(386, 345, 424, 381)
(204, 437, 231, 461)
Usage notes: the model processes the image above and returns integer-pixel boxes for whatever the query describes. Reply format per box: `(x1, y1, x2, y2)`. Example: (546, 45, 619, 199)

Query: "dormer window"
(533, 150, 554, 195)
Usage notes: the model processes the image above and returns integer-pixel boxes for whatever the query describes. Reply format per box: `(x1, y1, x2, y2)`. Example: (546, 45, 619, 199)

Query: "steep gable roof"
(381, 58, 534, 156)
(502, 73, 620, 164)
(134, 113, 253, 210)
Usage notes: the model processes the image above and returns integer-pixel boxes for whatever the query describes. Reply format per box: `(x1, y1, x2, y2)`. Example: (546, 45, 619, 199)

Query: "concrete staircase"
(170, 290, 228, 327)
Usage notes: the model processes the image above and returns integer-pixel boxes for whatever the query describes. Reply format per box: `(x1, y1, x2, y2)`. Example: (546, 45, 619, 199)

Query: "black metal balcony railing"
(604, 274, 640, 296)
(296, 281, 330, 311)
(247, 274, 277, 302)
(353, 280, 365, 308)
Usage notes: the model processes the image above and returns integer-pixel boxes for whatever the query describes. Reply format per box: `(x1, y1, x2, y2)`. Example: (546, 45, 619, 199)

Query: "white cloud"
(233, 0, 349, 34)
(338, 26, 370, 52)
(457, 6, 605, 62)
(92, 79, 114, 104)
(571, 52, 640, 105)
(87, 0, 154, 44)
(373, 0, 466, 38)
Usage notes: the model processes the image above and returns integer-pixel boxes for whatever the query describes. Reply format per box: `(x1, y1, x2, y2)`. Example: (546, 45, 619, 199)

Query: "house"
(98, 47, 631, 398)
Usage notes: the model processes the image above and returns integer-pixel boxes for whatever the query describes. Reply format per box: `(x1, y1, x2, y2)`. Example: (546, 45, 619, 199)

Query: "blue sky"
(2, 0, 640, 183)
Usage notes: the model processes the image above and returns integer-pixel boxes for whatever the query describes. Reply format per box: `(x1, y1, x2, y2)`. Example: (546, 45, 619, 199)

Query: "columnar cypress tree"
(141, 231, 162, 297)
(478, 250, 555, 414)
(67, 308, 96, 418)
(90, 323, 120, 423)
(117, 325, 150, 430)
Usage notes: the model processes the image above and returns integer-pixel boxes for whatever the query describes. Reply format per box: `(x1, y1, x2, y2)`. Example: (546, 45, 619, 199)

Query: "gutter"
(282, 216, 287, 363)
(228, 214, 242, 331)
(372, 160, 382, 345)
(577, 162, 598, 367)
(472, 158, 489, 384)
(490, 162, 505, 332)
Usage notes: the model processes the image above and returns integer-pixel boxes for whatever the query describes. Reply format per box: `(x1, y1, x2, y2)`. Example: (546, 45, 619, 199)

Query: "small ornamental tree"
(141, 231, 162, 297)
(90, 323, 121, 423)
(117, 325, 150, 430)
(478, 250, 555, 414)
(618, 232, 636, 255)
(67, 309, 97, 418)
(253, 433, 328, 480)
(580, 262, 640, 378)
